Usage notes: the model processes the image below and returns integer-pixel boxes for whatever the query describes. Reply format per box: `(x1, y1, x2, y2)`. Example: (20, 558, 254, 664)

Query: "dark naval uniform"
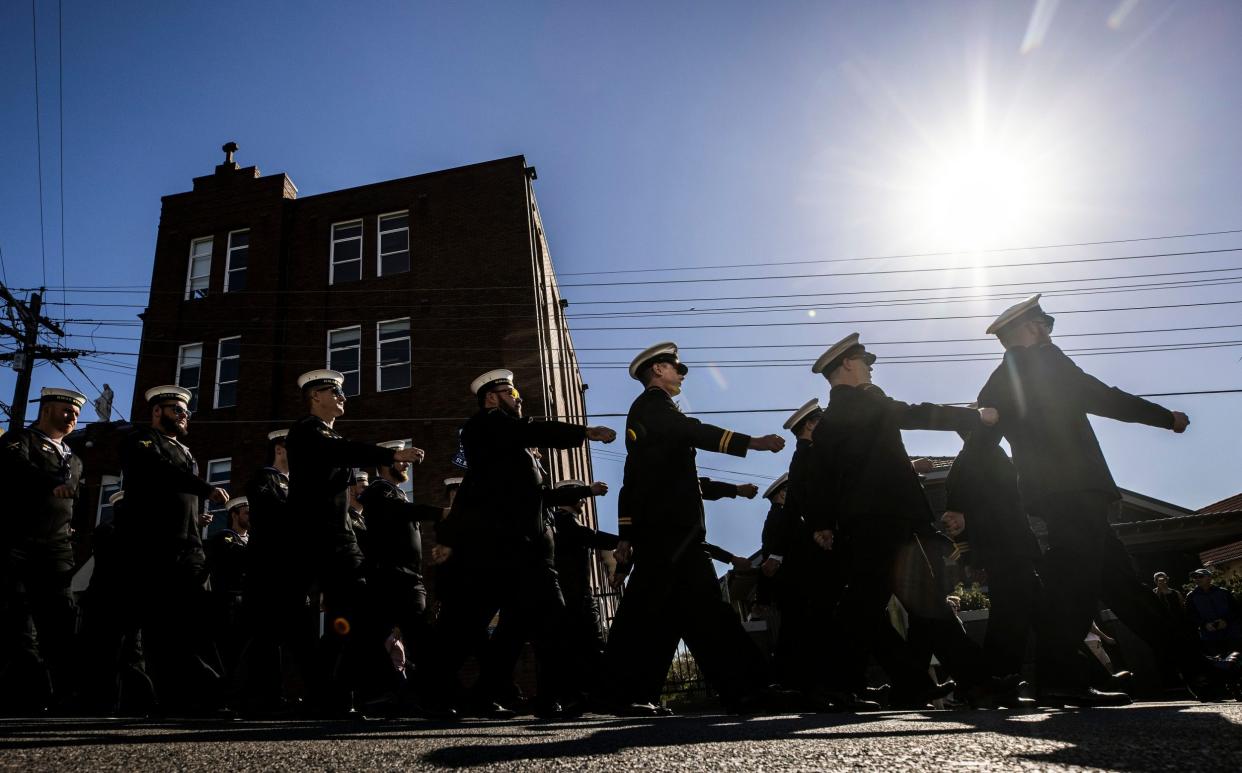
(806, 383, 989, 696)
(608, 385, 767, 710)
(975, 342, 1203, 690)
(241, 465, 313, 710)
(285, 414, 397, 709)
(550, 488, 619, 701)
(119, 425, 222, 710)
(204, 527, 249, 677)
(359, 478, 442, 662)
(944, 434, 1044, 679)
(429, 407, 587, 706)
(0, 427, 83, 707)
(766, 438, 841, 692)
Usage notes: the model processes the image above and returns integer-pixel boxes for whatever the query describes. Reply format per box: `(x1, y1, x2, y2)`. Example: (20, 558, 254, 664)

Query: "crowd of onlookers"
(1153, 569, 1242, 657)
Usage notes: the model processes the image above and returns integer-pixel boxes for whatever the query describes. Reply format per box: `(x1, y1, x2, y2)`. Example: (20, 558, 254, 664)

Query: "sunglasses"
(161, 404, 192, 417)
(492, 387, 521, 400)
(317, 385, 345, 398)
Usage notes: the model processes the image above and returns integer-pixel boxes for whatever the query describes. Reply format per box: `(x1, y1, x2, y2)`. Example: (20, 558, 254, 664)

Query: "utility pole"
(0, 285, 88, 431)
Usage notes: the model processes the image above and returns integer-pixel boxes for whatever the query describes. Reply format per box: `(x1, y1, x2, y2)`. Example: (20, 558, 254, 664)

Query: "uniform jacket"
(119, 426, 213, 574)
(360, 478, 442, 581)
(976, 343, 1173, 505)
(204, 529, 248, 595)
(243, 467, 295, 578)
(285, 415, 395, 578)
(806, 383, 981, 534)
(0, 426, 82, 570)
(552, 507, 619, 607)
(944, 434, 1042, 566)
(441, 407, 586, 551)
(617, 386, 750, 562)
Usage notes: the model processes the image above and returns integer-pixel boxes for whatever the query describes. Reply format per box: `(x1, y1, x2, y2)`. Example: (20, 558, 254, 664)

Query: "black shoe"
(729, 687, 805, 715)
(467, 701, 516, 719)
(961, 675, 1028, 710)
(531, 699, 563, 719)
(804, 689, 881, 713)
(1039, 687, 1132, 708)
(890, 680, 956, 710)
(611, 701, 662, 717)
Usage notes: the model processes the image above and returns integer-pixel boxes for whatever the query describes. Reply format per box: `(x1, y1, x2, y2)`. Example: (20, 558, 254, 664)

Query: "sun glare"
(906, 142, 1047, 250)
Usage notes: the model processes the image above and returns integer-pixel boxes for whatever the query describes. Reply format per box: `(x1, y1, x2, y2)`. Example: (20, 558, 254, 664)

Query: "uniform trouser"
(1029, 491, 1204, 691)
(137, 565, 224, 711)
(980, 555, 1043, 678)
(487, 593, 606, 705)
(607, 549, 767, 708)
(311, 567, 384, 710)
(77, 585, 154, 713)
(831, 524, 988, 693)
(426, 548, 568, 705)
(0, 562, 76, 707)
(370, 570, 431, 696)
(772, 551, 844, 692)
(241, 572, 315, 708)
(210, 592, 247, 685)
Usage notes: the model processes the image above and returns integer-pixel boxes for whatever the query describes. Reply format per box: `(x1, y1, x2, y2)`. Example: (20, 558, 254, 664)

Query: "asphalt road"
(1, 701, 1238, 772)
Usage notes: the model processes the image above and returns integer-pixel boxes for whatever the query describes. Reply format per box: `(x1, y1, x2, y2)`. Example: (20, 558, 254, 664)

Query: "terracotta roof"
(1198, 493, 1242, 515)
(1201, 539, 1242, 566)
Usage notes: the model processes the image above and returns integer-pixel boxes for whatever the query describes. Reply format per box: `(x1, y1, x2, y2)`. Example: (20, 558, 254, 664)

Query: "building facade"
(110, 148, 609, 611)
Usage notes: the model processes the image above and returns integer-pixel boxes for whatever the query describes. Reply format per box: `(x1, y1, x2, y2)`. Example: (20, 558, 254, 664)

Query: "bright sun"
(904, 142, 1050, 250)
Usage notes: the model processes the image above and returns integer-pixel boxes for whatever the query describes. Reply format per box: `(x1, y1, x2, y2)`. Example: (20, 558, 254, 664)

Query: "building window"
(377, 318, 411, 392)
(224, 230, 249, 292)
(96, 475, 121, 526)
(186, 237, 212, 299)
(177, 342, 203, 412)
(330, 220, 363, 284)
(377, 211, 410, 276)
(215, 336, 241, 409)
(205, 458, 232, 534)
(327, 326, 362, 396)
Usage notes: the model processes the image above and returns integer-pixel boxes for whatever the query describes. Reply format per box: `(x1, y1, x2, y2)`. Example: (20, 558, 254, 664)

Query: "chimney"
(216, 141, 240, 174)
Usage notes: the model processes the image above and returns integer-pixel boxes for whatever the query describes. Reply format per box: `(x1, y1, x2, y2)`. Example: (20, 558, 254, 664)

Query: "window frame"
(223, 229, 249, 293)
(96, 475, 122, 527)
(185, 236, 213, 300)
(376, 210, 411, 277)
(329, 218, 364, 285)
(176, 342, 204, 413)
(327, 325, 362, 397)
(204, 458, 232, 535)
(376, 317, 411, 393)
(214, 336, 241, 409)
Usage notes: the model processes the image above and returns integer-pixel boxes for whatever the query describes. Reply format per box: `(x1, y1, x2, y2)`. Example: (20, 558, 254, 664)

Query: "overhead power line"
(31, 0, 47, 285)
(62, 388, 1242, 428)
(20, 245, 1242, 294)
(557, 227, 1242, 276)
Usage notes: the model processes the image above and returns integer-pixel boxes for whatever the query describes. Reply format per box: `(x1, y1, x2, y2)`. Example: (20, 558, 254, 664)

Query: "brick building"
(82, 147, 610, 612)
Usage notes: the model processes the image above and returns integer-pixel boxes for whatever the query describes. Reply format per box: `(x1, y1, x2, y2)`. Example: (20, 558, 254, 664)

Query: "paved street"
(0, 701, 1238, 772)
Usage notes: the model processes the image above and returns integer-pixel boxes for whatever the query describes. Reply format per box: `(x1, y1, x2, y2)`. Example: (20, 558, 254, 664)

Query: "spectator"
(1185, 569, 1242, 656)
(1152, 572, 1185, 620)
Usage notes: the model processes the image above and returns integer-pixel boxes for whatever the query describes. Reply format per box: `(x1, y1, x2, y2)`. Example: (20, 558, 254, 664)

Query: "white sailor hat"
(108, 490, 125, 506)
(629, 341, 688, 380)
(763, 473, 790, 500)
(811, 332, 875, 377)
(985, 293, 1055, 336)
(144, 385, 193, 405)
(36, 387, 88, 408)
(267, 429, 289, 441)
(351, 469, 370, 484)
(782, 398, 821, 432)
(470, 369, 515, 396)
(555, 479, 587, 489)
(297, 369, 345, 391)
(378, 440, 405, 451)
(443, 476, 464, 488)
(227, 496, 250, 511)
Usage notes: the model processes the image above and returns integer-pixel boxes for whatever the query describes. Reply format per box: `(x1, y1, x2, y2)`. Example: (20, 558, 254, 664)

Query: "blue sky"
(2, 1, 1240, 556)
